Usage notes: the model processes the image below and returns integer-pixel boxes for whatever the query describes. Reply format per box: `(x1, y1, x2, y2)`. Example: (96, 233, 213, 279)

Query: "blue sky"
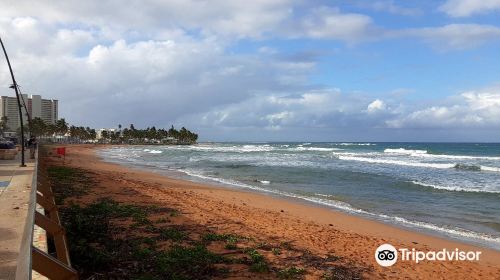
(1, 0, 500, 141)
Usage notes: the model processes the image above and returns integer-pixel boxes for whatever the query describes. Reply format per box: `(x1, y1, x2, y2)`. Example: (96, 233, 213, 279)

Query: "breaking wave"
(337, 155, 455, 169)
(410, 181, 500, 193)
(384, 148, 428, 155)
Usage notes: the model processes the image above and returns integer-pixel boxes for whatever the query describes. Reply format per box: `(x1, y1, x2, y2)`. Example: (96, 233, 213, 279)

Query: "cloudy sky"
(1, 0, 500, 142)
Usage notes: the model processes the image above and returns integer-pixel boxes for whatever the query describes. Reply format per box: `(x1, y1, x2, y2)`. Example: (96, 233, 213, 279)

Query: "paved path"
(0, 154, 35, 280)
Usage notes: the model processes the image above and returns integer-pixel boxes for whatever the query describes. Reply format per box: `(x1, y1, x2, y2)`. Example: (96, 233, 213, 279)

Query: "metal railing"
(14, 149, 78, 280)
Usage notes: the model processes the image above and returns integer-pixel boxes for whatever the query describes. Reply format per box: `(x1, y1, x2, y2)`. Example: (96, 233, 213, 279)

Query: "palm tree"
(55, 118, 69, 136)
(30, 117, 46, 138)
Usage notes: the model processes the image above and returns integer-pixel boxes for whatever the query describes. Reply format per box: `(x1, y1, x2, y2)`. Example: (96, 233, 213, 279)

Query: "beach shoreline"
(57, 144, 500, 278)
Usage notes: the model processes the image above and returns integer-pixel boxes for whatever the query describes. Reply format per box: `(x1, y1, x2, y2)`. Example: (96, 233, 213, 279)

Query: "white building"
(0, 94, 58, 131)
(96, 128, 116, 140)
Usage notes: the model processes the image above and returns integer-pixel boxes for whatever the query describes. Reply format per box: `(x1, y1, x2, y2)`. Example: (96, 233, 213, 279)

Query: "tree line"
(23, 117, 198, 145)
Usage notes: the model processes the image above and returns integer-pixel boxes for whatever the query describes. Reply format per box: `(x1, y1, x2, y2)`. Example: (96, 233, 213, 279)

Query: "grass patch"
(202, 232, 238, 242)
(280, 241, 294, 250)
(159, 227, 185, 241)
(156, 245, 227, 279)
(169, 210, 180, 217)
(224, 235, 238, 250)
(321, 266, 361, 280)
(47, 166, 91, 204)
(246, 249, 269, 273)
(278, 267, 306, 279)
(202, 232, 241, 250)
(156, 217, 169, 223)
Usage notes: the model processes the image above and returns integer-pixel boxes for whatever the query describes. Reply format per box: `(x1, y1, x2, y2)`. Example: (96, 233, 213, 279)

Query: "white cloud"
(186, 89, 391, 131)
(290, 6, 376, 42)
(0, 0, 294, 39)
(0, 13, 313, 128)
(363, 1, 422, 16)
(386, 89, 500, 128)
(390, 24, 500, 50)
(440, 0, 500, 17)
(367, 99, 386, 113)
(184, 86, 500, 134)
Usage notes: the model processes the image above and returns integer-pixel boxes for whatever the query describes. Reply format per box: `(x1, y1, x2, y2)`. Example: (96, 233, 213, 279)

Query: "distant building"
(0, 94, 58, 131)
(96, 128, 116, 139)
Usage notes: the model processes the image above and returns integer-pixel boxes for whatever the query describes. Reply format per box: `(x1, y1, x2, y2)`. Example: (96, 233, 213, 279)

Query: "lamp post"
(0, 35, 26, 167)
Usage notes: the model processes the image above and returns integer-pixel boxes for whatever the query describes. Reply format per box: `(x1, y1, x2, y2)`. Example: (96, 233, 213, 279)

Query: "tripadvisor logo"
(375, 244, 398, 267)
(375, 243, 482, 267)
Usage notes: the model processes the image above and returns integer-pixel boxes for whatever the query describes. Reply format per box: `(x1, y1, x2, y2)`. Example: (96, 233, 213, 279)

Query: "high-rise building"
(0, 94, 58, 131)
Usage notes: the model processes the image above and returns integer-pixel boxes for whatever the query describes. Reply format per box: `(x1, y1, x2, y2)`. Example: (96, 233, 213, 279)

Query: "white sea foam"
(335, 143, 375, 146)
(148, 150, 163, 154)
(314, 193, 335, 198)
(384, 148, 428, 155)
(416, 153, 500, 160)
(259, 180, 271, 184)
(338, 155, 455, 169)
(410, 181, 500, 193)
(293, 147, 343, 152)
(480, 165, 500, 173)
(186, 145, 274, 153)
(376, 214, 500, 245)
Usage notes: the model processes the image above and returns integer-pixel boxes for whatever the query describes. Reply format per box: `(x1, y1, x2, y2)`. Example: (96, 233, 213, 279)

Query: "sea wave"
(454, 164, 500, 173)
(292, 147, 343, 152)
(410, 181, 500, 193)
(480, 165, 500, 173)
(384, 148, 428, 155)
(383, 148, 500, 161)
(417, 153, 500, 160)
(144, 149, 162, 154)
(188, 145, 274, 153)
(335, 143, 375, 146)
(337, 154, 500, 173)
(337, 155, 455, 169)
(376, 214, 500, 245)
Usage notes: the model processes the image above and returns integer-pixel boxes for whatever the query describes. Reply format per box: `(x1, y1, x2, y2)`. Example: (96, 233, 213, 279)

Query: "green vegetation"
(29, 117, 198, 145)
(47, 166, 90, 204)
(246, 249, 269, 272)
(114, 124, 198, 145)
(159, 227, 185, 241)
(277, 267, 305, 279)
(224, 235, 238, 250)
(58, 198, 229, 279)
(156, 245, 226, 279)
(202, 232, 241, 250)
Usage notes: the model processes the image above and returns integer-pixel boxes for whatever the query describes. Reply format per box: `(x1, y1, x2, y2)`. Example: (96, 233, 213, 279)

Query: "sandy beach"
(47, 145, 500, 279)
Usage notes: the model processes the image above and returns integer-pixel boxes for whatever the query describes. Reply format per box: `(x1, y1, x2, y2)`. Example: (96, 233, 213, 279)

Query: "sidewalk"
(0, 154, 35, 279)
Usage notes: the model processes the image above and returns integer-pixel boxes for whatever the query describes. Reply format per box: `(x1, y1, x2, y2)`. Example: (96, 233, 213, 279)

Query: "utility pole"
(0, 35, 26, 167)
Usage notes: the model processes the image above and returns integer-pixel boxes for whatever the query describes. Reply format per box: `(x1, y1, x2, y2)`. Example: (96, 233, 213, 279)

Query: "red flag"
(56, 147, 66, 156)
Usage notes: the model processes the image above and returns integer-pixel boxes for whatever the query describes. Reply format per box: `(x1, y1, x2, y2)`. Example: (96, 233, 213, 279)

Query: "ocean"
(98, 142, 500, 250)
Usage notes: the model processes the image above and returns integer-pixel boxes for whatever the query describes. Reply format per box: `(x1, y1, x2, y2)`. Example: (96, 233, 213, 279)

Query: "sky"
(0, 0, 500, 142)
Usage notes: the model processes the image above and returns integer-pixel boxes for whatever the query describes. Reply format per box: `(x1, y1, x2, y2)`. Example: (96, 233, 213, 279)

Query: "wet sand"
(56, 145, 500, 279)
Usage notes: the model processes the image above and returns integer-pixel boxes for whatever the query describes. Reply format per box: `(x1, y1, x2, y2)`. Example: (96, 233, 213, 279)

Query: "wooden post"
(32, 247, 78, 280)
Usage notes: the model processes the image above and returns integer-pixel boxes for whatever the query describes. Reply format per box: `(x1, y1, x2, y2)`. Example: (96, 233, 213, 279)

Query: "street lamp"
(0, 35, 26, 167)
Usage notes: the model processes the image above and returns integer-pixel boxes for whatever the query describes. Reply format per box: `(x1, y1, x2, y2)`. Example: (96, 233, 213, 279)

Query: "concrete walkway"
(0, 154, 35, 280)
